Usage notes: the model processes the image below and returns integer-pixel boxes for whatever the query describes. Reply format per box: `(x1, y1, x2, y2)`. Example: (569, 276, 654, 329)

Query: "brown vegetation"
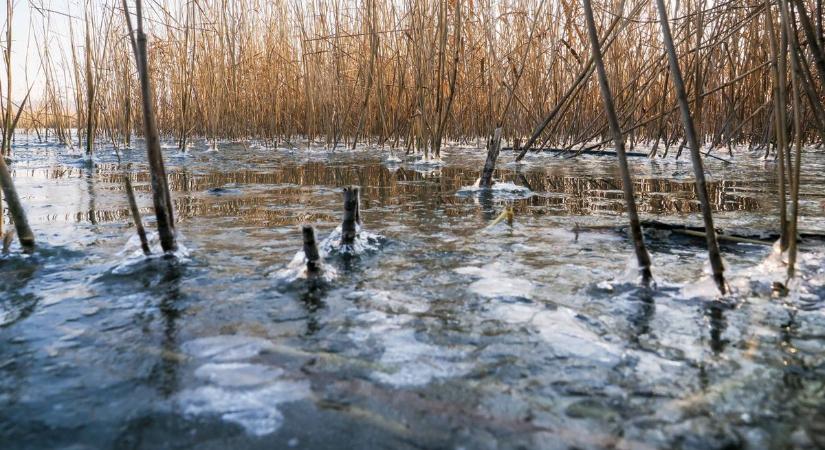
(14, 0, 821, 155)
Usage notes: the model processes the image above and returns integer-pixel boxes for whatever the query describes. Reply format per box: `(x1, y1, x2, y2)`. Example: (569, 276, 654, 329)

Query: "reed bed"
(1, 0, 821, 289)
(13, 0, 822, 154)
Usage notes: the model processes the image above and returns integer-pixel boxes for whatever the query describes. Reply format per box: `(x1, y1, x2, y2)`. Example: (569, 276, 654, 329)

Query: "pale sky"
(1, 0, 104, 104)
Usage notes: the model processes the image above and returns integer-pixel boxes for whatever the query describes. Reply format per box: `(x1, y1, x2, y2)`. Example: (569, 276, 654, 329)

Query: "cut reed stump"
(342, 186, 360, 247)
(302, 225, 323, 277)
(479, 128, 502, 189)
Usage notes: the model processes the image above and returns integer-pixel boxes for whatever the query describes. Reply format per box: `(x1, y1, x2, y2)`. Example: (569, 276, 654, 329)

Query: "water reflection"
(3, 143, 824, 449)
(0, 258, 38, 327)
(148, 262, 184, 398)
(300, 284, 325, 337)
(85, 167, 99, 226)
(779, 311, 805, 390)
(704, 303, 729, 356)
(22, 161, 765, 226)
(628, 290, 655, 348)
(478, 190, 496, 221)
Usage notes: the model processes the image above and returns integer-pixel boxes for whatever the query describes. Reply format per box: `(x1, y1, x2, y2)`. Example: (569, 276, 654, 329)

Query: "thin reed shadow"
(628, 288, 656, 348)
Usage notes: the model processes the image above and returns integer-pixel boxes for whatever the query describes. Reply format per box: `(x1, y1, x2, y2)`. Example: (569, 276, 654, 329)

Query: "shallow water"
(1, 136, 825, 449)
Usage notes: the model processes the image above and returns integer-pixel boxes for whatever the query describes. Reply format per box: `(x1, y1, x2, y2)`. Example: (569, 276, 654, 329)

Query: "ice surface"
(372, 328, 473, 386)
(456, 180, 532, 198)
(182, 335, 277, 361)
(194, 363, 285, 387)
(113, 231, 191, 274)
(178, 381, 310, 436)
(178, 335, 310, 436)
(487, 302, 620, 363)
(455, 262, 534, 299)
(345, 296, 473, 387)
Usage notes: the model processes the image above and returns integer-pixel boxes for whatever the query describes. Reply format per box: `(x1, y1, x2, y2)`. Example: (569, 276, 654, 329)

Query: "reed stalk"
(784, 0, 805, 279)
(2, 0, 12, 157)
(584, 0, 652, 286)
(122, 0, 177, 253)
(342, 186, 359, 248)
(765, 2, 790, 251)
(657, 0, 726, 294)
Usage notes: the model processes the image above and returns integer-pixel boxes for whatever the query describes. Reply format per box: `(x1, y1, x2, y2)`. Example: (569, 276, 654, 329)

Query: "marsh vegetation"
(1, 0, 825, 449)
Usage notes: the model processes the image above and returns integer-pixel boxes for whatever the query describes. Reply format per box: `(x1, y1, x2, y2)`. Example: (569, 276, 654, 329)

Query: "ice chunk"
(178, 380, 310, 436)
(194, 363, 285, 387)
(455, 262, 534, 300)
(182, 335, 276, 361)
(372, 328, 472, 387)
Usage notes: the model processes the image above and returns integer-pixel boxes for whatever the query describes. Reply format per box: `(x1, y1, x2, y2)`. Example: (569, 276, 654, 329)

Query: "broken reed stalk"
(766, 1, 790, 251)
(675, 229, 773, 246)
(84, 6, 95, 156)
(0, 157, 34, 252)
(302, 225, 323, 277)
(656, 0, 726, 294)
(118, 155, 150, 256)
(486, 206, 514, 229)
(478, 128, 501, 189)
(515, 7, 632, 162)
(784, 0, 805, 279)
(122, 0, 177, 253)
(583, 0, 652, 287)
(98, 47, 150, 257)
(480, 0, 545, 187)
(342, 186, 360, 247)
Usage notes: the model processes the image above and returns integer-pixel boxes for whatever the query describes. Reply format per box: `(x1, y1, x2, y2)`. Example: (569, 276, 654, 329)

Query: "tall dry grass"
(16, 0, 825, 154)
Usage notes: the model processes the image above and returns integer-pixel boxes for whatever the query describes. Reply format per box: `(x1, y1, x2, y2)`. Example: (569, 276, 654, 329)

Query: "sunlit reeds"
(16, 0, 821, 154)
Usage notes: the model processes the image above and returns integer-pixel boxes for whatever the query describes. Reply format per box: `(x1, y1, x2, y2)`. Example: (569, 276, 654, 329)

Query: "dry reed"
(14, 0, 823, 155)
